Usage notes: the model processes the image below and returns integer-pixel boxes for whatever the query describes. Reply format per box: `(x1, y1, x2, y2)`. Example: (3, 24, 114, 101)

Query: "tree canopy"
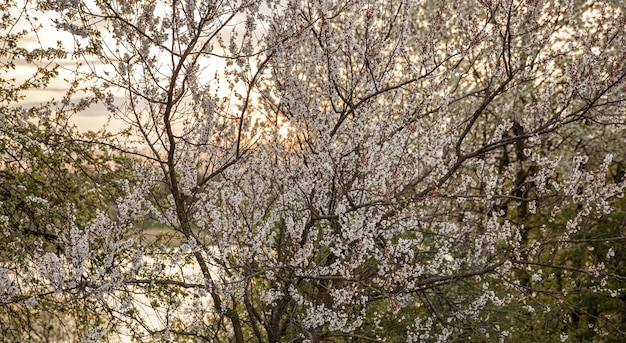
(2, 0, 626, 342)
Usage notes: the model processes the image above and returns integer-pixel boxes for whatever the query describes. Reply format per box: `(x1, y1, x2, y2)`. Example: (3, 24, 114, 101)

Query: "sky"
(6, 4, 124, 133)
(8, 2, 263, 135)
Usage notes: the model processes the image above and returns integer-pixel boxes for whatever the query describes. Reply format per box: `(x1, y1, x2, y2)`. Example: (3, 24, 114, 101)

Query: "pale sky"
(8, 1, 273, 135)
(7, 4, 122, 133)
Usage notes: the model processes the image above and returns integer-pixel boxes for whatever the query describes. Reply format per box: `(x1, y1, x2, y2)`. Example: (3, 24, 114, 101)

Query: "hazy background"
(8, 6, 124, 133)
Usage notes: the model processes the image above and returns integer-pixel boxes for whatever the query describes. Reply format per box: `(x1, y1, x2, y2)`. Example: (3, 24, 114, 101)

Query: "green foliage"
(0, 1, 131, 341)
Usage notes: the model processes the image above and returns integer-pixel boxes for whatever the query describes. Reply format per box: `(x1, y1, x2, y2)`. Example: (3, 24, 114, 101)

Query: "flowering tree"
(2, 0, 626, 342)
